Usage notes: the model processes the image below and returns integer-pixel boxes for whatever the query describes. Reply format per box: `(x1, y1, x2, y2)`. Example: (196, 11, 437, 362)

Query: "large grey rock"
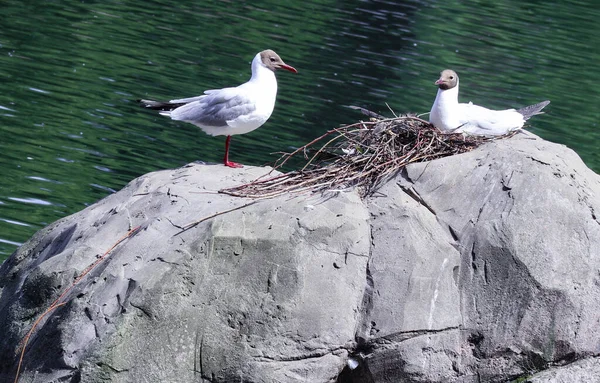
(393, 134, 600, 381)
(0, 165, 370, 383)
(527, 357, 600, 382)
(1, 133, 599, 383)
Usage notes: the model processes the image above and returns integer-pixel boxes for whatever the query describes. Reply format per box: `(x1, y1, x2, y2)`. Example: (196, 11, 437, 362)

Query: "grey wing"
(169, 95, 208, 104)
(169, 88, 224, 104)
(169, 88, 256, 127)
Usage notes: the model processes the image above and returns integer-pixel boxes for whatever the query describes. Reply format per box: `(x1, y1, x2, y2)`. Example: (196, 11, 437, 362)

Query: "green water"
(0, 0, 599, 261)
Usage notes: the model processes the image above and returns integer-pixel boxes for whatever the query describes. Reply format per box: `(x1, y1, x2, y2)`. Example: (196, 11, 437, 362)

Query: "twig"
(219, 114, 498, 199)
(14, 225, 142, 383)
(173, 201, 257, 236)
(385, 103, 398, 118)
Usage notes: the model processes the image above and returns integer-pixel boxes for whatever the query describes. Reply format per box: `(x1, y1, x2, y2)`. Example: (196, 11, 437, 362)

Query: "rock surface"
(1, 133, 599, 383)
(526, 357, 600, 383)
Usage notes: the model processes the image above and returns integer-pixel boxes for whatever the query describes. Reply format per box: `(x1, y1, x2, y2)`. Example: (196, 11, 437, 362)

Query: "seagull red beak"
(279, 63, 298, 73)
(435, 78, 443, 85)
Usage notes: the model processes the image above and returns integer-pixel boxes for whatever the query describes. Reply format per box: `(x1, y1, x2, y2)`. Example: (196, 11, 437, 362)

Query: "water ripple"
(0, 238, 22, 247)
(8, 197, 53, 206)
(0, 218, 31, 227)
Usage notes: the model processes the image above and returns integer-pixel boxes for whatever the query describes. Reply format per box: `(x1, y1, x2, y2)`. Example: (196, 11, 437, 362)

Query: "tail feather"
(138, 99, 186, 112)
(517, 100, 550, 121)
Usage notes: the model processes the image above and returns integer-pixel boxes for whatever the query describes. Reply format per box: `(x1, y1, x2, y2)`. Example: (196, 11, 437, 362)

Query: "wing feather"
(457, 103, 523, 135)
(169, 88, 256, 127)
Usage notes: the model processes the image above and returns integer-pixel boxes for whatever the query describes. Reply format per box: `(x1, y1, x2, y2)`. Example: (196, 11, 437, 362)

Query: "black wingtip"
(137, 99, 184, 111)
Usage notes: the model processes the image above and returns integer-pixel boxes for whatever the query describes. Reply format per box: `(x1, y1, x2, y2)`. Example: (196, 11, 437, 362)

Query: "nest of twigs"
(220, 111, 510, 199)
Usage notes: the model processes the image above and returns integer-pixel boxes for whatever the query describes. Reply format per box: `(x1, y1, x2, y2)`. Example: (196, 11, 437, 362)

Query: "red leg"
(223, 135, 243, 168)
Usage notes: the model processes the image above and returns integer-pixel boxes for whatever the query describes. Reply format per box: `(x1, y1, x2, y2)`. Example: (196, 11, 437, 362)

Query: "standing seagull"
(429, 69, 549, 135)
(139, 50, 297, 168)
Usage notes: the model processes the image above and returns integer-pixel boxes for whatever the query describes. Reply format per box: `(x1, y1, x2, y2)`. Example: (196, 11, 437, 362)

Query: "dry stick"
(222, 172, 295, 194)
(332, 126, 366, 145)
(274, 121, 378, 171)
(223, 175, 287, 194)
(347, 137, 378, 160)
(363, 134, 396, 170)
(358, 149, 388, 176)
(342, 132, 387, 163)
(340, 121, 377, 130)
(420, 134, 436, 155)
(298, 180, 338, 194)
(231, 168, 291, 189)
(225, 162, 348, 198)
(227, 183, 310, 199)
(267, 171, 337, 195)
(231, 189, 286, 199)
(262, 164, 357, 197)
(385, 103, 398, 118)
(401, 115, 433, 125)
(345, 155, 371, 168)
(13, 302, 66, 383)
(223, 173, 299, 194)
(341, 130, 370, 147)
(260, 173, 305, 189)
(256, 180, 332, 199)
(227, 119, 495, 200)
(237, 166, 347, 198)
(274, 129, 339, 170)
(336, 163, 388, 188)
(174, 201, 257, 236)
(283, 126, 350, 166)
(14, 225, 142, 383)
(300, 134, 349, 172)
(223, 175, 294, 196)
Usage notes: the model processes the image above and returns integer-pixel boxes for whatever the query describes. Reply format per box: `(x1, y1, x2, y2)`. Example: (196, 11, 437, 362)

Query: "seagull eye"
(270, 57, 277, 62)
(449, 76, 454, 80)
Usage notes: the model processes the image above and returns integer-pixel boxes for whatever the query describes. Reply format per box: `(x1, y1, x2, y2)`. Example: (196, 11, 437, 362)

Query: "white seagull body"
(140, 49, 297, 168)
(429, 69, 549, 136)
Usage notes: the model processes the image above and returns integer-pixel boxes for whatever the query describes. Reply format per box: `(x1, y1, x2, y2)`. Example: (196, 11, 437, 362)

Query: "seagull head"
(260, 49, 298, 73)
(435, 69, 458, 90)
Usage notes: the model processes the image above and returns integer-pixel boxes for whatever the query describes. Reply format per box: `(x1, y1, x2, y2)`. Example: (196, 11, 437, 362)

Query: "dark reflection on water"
(0, 0, 599, 260)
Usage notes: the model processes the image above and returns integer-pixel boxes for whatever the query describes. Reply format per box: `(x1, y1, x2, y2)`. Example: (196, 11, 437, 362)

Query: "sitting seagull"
(429, 69, 549, 136)
(139, 50, 297, 168)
